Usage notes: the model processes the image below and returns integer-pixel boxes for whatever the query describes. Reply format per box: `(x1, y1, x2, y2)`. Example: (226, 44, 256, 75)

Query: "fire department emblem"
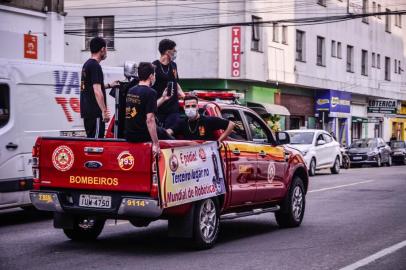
(118, 151, 135, 171)
(267, 162, 276, 183)
(199, 148, 207, 162)
(169, 154, 179, 172)
(52, 145, 74, 172)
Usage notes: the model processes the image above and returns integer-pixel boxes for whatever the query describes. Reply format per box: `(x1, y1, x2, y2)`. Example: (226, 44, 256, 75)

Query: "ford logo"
(84, 161, 103, 169)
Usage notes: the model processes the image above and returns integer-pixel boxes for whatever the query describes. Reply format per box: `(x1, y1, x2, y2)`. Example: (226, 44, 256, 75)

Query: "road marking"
(308, 180, 374, 193)
(107, 221, 129, 226)
(338, 240, 406, 270)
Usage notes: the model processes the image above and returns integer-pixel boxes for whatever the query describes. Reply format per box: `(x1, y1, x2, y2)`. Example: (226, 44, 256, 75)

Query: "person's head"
(137, 62, 156, 86)
(90, 37, 107, 61)
(158, 39, 177, 61)
(184, 95, 199, 120)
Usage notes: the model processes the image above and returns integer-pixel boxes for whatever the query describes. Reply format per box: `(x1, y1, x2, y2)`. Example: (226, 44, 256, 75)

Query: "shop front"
(315, 90, 351, 146)
(280, 93, 315, 130)
(391, 101, 406, 141)
(350, 97, 368, 141)
(367, 98, 398, 141)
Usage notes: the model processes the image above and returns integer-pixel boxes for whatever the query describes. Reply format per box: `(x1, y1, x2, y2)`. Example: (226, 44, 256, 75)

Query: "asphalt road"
(1, 165, 405, 270)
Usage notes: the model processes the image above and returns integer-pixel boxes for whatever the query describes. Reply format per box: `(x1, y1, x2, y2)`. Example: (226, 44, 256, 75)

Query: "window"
(372, 52, 376, 67)
(385, 56, 391, 81)
(296, 30, 305, 61)
(395, 14, 402, 28)
(221, 109, 248, 141)
(399, 61, 402, 74)
(273, 23, 279, 42)
(377, 53, 381, 68)
(372, 2, 376, 14)
(385, 9, 391, 32)
(0, 84, 10, 129)
(346, 45, 354, 72)
(337, 42, 342, 58)
(85, 16, 114, 50)
(317, 0, 326, 7)
(377, 4, 382, 18)
(394, 59, 398, 74)
(251, 16, 262, 51)
(361, 50, 368, 75)
(244, 112, 271, 143)
(331, 40, 337, 57)
(362, 0, 369, 23)
(316, 36, 325, 66)
(282, 25, 288, 44)
(322, 133, 333, 143)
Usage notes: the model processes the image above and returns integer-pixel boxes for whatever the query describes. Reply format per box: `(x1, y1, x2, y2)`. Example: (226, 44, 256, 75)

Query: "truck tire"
(192, 198, 220, 249)
(275, 176, 305, 228)
(63, 217, 105, 241)
(330, 156, 340, 174)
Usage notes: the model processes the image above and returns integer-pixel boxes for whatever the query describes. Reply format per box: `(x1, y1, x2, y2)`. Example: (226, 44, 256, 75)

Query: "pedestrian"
(80, 37, 118, 138)
(152, 39, 185, 129)
(166, 95, 235, 142)
(125, 62, 172, 155)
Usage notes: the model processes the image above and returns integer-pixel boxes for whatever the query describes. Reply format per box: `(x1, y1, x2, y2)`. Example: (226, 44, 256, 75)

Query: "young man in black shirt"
(152, 39, 185, 129)
(80, 37, 118, 138)
(167, 95, 235, 142)
(125, 62, 172, 155)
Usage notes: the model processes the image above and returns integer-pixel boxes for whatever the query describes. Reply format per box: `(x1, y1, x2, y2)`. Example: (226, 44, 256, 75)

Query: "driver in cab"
(166, 95, 235, 142)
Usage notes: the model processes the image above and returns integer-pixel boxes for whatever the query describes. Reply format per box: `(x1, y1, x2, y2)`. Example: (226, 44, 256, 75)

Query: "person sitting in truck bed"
(166, 95, 235, 142)
(124, 62, 172, 155)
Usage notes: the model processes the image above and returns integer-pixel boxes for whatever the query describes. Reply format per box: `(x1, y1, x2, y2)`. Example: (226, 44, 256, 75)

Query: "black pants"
(126, 127, 174, 142)
(84, 117, 105, 138)
(157, 112, 180, 129)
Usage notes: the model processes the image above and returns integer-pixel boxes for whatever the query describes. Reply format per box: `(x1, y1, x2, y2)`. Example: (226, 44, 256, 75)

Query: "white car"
(286, 129, 342, 176)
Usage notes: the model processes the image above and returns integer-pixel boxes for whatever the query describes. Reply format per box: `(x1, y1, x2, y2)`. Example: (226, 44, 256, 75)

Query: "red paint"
(24, 34, 38, 59)
(231, 27, 241, 77)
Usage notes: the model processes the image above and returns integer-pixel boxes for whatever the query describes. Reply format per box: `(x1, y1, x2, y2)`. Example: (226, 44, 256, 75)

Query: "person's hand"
(152, 142, 160, 157)
(161, 88, 171, 101)
(110, 80, 120, 88)
(102, 110, 110, 123)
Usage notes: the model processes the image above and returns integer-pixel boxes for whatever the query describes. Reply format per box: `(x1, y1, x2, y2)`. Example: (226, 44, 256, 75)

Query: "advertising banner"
(159, 142, 226, 208)
(315, 90, 351, 114)
(367, 99, 398, 114)
(231, 26, 241, 77)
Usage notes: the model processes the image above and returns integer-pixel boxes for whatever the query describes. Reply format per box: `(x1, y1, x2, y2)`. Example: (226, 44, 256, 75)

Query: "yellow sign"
(69, 176, 118, 186)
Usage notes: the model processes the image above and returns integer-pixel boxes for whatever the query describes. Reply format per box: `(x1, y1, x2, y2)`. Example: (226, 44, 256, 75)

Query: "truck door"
(221, 109, 256, 206)
(243, 112, 287, 202)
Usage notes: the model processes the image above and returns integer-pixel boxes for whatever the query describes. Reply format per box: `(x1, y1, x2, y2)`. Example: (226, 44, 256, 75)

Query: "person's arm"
(177, 83, 185, 99)
(146, 112, 160, 154)
(105, 80, 119, 89)
(157, 88, 171, 107)
(218, 121, 235, 142)
(93, 84, 109, 122)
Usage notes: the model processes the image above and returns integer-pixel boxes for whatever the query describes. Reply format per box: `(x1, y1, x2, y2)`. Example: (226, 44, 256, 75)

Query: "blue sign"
(315, 90, 351, 113)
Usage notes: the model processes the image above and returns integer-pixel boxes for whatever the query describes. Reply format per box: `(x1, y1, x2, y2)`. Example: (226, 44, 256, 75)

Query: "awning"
(247, 102, 290, 116)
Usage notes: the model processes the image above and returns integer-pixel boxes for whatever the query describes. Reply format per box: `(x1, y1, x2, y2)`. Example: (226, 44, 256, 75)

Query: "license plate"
(79, 194, 111, 209)
(353, 156, 362, 160)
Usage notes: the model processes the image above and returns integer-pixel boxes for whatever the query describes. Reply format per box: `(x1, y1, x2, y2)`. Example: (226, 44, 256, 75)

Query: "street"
(1, 166, 405, 270)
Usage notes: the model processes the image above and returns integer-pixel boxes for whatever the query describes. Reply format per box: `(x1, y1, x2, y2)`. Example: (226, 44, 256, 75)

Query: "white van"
(0, 58, 122, 210)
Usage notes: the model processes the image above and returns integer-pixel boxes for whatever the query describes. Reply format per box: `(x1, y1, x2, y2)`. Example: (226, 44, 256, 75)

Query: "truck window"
(244, 112, 270, 143)
(0, 84, 10, 129)
(221, 109, 247, 141)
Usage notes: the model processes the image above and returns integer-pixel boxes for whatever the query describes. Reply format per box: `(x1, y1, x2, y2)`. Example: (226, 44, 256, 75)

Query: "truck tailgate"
(38, 138, 152, 193)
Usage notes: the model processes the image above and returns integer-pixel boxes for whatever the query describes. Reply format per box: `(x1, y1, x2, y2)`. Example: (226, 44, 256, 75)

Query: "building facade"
(64, 0, 406, 144)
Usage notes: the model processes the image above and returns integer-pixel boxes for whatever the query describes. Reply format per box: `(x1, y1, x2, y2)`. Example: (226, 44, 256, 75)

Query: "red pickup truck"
(30, 96, 308, 249)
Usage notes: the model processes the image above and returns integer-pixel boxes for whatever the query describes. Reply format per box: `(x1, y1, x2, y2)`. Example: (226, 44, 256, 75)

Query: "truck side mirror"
(276, 131, 290, 145)
(124, 61, 138, 80)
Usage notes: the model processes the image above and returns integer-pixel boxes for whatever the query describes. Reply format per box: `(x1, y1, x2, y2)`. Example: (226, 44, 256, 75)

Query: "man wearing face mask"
(152, 39, 185, 129)
(167, 95, 235, 142)
(80, 37, 118, 138)
(125, 62, 172, 155)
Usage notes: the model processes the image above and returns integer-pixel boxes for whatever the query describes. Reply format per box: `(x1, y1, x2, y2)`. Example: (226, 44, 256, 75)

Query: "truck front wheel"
(275, 176, 306, 228)
(63, 216, 105, 241)
(193, 198, 220, 249)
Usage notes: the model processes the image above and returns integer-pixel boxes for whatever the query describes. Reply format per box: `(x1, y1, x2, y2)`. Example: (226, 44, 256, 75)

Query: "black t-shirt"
(152, 60, 179, 115)
(80, 59, 106, 119)
(172, 115, 229, 140)
(125, 85, 157, 142)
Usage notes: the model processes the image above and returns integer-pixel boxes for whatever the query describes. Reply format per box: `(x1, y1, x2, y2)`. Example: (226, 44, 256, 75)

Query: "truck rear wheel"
(63, 216, 105, 241)
(275, 176, 305, 228)
(192, 198, 220, 249)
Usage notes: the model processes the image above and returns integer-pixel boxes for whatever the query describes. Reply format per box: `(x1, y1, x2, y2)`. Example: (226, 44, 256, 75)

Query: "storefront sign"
(315, 90, 351, 115)
(231, 27, 241, 77)
(24, 34, 38, 59)
(367, 99, 398, 114)
(159, 142, 226, 208)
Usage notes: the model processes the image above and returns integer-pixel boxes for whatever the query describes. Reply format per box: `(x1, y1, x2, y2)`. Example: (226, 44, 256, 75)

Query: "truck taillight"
(32, 145, 40, 185)
(151, 155, 159, 199)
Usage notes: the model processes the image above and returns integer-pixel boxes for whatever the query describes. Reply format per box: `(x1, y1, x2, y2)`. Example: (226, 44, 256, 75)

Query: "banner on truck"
(159, 142, 226, 208)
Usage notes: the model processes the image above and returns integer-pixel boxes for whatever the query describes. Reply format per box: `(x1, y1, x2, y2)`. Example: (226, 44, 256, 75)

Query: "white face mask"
(185, 108, 197, 119)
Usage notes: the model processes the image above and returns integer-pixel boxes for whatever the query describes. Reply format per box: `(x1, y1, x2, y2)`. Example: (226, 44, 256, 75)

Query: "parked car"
(286, 129, 341, 176)
(348, 138, 392, 167)
(389, 140, 406, 165)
